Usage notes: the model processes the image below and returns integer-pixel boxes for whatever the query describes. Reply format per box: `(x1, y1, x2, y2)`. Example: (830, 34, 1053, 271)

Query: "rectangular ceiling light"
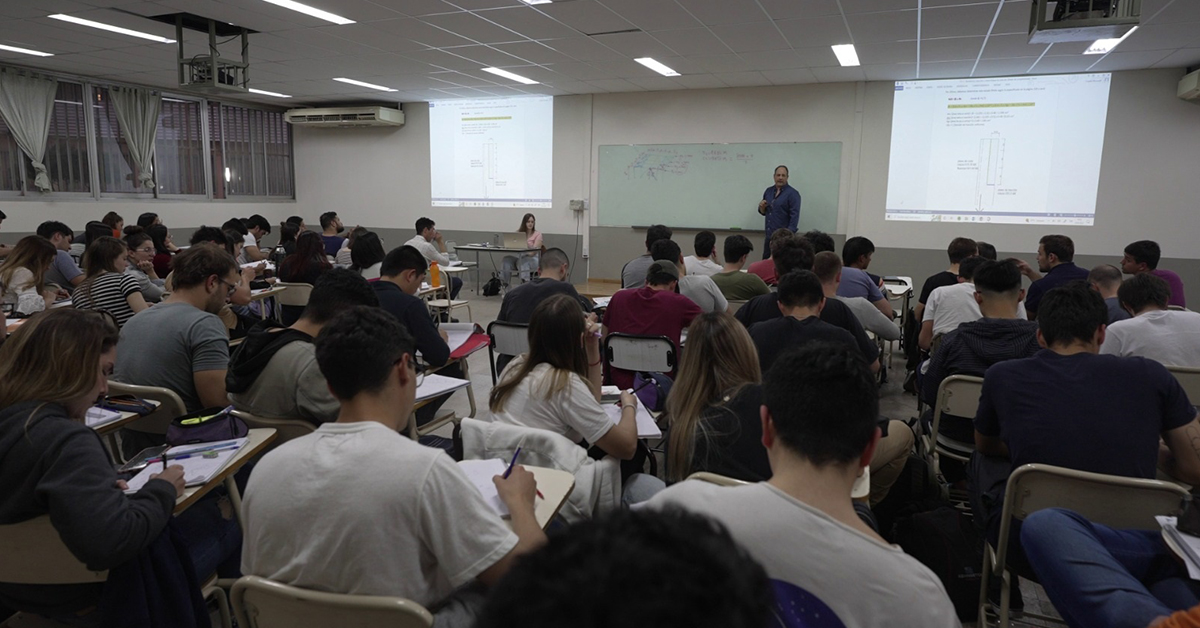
(481, 67, 539, 85)
(48, 14, 175, 43)
(260, 0, 354, 25)
(831, 44, 860, 67)
(333, 77, 397, 92)
(1085, 26, 1138, 54)
(635, 57, 680, 77)
(249, 88, 292, 98)
(0, 43, 53, 57)
(520, 0, 553, 4)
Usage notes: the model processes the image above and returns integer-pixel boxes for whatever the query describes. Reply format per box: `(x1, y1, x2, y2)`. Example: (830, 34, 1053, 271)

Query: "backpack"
(893, 505, 985, 621)
(632, 372, 673, 412)
(483, 273, 504, 297)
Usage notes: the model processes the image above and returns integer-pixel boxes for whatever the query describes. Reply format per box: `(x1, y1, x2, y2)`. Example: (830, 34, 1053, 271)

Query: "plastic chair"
(686, 472, 749, 487)
(979, 463, 1190, 628)
(602, 333, 676, 375)
(0, 516, 230, 628)
(487, 321, 530, 385)
(272, 282, 313, 308)
(425, 268, 472, 322)
(1167, 365, 1200, 406)
(231, 575, 432, 628)
(927, 374, 984, 476)
(228, 409, 315, 450)
(106, 381, 187, 460)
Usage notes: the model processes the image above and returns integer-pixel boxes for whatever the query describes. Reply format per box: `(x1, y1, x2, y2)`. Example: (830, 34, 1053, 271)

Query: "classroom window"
(0, 116, 21, 192)
(155, 98, 206, 196)
(93, 86, 151, 195)
(263, 110, 293, 197)
(209, 102, 292, 199)
(25, 82, 91, 194)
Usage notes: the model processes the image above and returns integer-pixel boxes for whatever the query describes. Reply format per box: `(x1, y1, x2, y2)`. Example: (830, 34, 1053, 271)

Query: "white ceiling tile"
(296, 27, 395, 55)
(1152, 48, 1200, 69)
(541, 36, 625, 61)
(345, 52, 431, 74)
(991, 0, 1029, 35)
(1088, 49, 1175, 72)
(980, 33, 1048, 59)
(920, 4, 999, 39)
(626, 75, 685, 90)
(810, 65, 867, 82)
(544, 79, 603, 93)
(477, 6, 582, 40)
(329, 19, 473, 51)
(1026, 55, 1097, 74)
(920, 36, 985, 62)
(402, 47, 486, 70)
(971, 56, 1041, 77)
(845, 10, 918, 44)
(588, 31, 677, 58)
(736, 49, 824, 70)
(491, 40, 575, 64)
(594, 0, 703, 31)
(794, 46, 843, 67)
(447, 43, 533, 66)
(709, 22, 791, 53)
(647, 28, 731, 57)
(368, 0, 461, 17)
(511, 84, 571, 95)
(1146, 0, 1200, 25)
(776, 15, 852, 49)
(856, 41, 918, 65)
(713, 70, 770, 86)
(672, 73, 730, 88)
(542, 60, 619, 80)
(427, 70, 501, 86)
(419, 12, 527, 44)
(1109, 22, 1200, 53)
(839, 0, 917, 14)
(863, 63, 918, 80)
(673, 0, 770, 26)
(0, 0, 93, 18)
(916, 59, 973, 78)
(760, 67, 820, 84)
(690, 53, 752, 73)
(586, 77, 643, 91)
(1042, 41, 1092, 56)
(439, 0, 523, 9)
(586, 58, 649, 78)
(535, 1, 634, 36)
(757, 0, 842, 20)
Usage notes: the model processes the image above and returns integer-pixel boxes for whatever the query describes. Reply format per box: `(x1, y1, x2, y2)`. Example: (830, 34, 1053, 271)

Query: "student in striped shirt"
(72, 237, 148, 327)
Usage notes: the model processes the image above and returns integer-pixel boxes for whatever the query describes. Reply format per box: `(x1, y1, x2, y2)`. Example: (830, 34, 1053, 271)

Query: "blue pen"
(502, 447, 522, 479)
(153, 443, 240, 465)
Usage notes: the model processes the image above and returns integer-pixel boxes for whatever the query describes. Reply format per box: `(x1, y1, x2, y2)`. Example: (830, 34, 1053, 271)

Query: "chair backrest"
(686, 472, 749, 487)
(603, 333, 676, 374)
(930, 374, 984, 449)
(0, 515, 108, 585)
(445, 241, 458, 262)
(107, 380, 187, 435)
(1168, 365, 1200, 405)
(273, 283, 313, 308)
(232, 576, 432, 628)
(992, 463, 1190, 574)
(229, 410, 315, 450)
(487, 321, 530, 385)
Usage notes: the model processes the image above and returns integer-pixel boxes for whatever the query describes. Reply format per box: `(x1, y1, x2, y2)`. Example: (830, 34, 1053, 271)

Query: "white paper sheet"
(123, 438, 248, 494)
(603, 398, 662, 439)
(592, 296, 612, 308)
(457, 459, 510, 517)
(439, 323, 477, 354)
(415, 374, 470, 402)
(85, 407, 123, 428)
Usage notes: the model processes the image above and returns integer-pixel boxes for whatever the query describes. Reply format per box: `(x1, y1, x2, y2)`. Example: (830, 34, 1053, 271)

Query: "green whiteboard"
(597, 142, 841, 232)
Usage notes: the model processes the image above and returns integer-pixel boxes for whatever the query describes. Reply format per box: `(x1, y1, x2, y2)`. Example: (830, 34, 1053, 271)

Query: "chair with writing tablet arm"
(1167, 365, 1200, 407)
(231, 576, 432, 628)
(425, 267, 472, 323)
(0, 515, 231, 628)
(486, 320, 530, 385)
(106, 381, 187, 462)
(228, 409, 315, 451)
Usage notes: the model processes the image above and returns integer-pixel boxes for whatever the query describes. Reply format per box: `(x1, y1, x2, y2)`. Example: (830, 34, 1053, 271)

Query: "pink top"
(524, 231, 543, 256)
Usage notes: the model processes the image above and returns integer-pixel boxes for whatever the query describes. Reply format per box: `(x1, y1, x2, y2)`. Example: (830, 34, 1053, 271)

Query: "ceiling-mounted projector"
(1028, 0, 1140, 44)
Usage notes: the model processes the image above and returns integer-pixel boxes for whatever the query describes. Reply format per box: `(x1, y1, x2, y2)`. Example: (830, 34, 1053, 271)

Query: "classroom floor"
(434, 290, 1063, 628)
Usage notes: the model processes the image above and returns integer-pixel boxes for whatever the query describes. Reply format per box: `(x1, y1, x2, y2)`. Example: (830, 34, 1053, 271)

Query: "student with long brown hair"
(500, 212, 543, 284)
(279, 230, 332, 286)
(489, 293, 637, 461)
(0, 235, 59, 315)
(665, 312, 765, 483)
(73, 236, 148, 328)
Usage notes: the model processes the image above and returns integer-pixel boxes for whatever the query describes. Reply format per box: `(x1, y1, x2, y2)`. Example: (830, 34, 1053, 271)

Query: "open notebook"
(123, 438, 248, 494)
(457, 459, 511, 518)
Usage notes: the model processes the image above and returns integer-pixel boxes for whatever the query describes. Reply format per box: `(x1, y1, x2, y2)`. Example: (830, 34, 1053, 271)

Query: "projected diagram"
(975, 133, 1006, 211)
(478, 139, 504, 198)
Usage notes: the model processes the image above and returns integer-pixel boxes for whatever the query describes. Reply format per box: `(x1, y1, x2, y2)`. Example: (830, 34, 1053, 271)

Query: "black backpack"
(893, 505, 984, 621)
(483, 273, 504, 297)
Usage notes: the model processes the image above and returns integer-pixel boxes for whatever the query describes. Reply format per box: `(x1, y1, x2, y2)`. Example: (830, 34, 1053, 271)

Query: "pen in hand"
(501, 447, 543, 498)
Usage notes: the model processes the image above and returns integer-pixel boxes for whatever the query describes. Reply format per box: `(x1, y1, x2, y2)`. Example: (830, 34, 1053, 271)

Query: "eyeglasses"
(218, 278, 241, 297)
(401, 359, 426, 388)
(134, 247, 154, 253)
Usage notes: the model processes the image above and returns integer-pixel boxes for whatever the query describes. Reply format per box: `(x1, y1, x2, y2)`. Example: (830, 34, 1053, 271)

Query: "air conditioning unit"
(1179, 69, 1200, 104)
(284, 106, 404, 128)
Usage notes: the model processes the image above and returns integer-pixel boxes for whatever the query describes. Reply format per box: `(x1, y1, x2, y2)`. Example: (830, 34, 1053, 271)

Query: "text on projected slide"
(429, 96, 553, 209)
(885, 73, 1111, 226)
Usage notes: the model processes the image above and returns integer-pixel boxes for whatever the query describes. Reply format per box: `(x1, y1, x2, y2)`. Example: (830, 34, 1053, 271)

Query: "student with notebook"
(241, 306, 545, 627)
(71, 236, 148, 328)
(0, 309, 241, 624)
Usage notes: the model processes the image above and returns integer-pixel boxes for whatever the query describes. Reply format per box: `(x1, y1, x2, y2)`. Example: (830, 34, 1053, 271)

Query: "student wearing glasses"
(115, 246, 240, 415)
(123, 228, 166, 302)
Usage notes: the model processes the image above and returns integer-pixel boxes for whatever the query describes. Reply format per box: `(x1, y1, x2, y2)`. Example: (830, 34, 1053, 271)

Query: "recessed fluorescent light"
(634, 57, 680, 77)
(481, 67, 538, 85)
(333, 77, 397, 92)
(248, 88, 292, 98)
(1084, 26, 1138, 54)
(259, 0, 354, 25)
(520, 0, 553, 4)
(0, 43, 53, 57)
(48, 14, 175, 43)
(831, 44, 860, 67)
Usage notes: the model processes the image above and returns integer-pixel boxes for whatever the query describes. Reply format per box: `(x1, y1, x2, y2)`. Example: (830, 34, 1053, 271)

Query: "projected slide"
(429, 96, 553, 208)
(885, 73, 1111, 226)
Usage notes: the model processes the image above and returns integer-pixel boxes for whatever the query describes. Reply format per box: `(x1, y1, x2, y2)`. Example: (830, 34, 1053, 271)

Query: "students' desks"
(175, 428, 277, 527)
(526, 466, 575, 530)
(579, 280, 621, 300)
(88, 401, 161, 436)
(453, 245, 539, 294)
(249, 285, 288, 320)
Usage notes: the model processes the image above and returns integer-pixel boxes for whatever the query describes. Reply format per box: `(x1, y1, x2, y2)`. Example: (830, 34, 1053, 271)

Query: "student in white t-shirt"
(1102, 273, 1200, 367)
(489, 294, 638, 461)
(683, 230, 722, 277)
(644, 342, 959, 628)
(241, 306, 545, 626)
(652, 239, 727, 314)
(920, 256, 1026, 351)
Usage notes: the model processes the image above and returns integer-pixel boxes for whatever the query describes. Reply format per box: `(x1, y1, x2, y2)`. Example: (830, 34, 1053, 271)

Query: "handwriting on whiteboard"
(623, 148, 756, 181)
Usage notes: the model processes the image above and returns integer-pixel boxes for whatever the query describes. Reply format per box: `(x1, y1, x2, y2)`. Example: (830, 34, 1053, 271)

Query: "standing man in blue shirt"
(757, 165, 801, 259)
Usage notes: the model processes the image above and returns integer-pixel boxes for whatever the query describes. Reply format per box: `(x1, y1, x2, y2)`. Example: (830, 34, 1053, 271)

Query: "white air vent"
(284, 106, 404, 128)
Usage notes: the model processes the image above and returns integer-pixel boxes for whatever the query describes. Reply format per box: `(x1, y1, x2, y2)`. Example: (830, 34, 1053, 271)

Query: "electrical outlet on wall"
(582, 246, 589, 259)
(570, 199, 587, 212)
